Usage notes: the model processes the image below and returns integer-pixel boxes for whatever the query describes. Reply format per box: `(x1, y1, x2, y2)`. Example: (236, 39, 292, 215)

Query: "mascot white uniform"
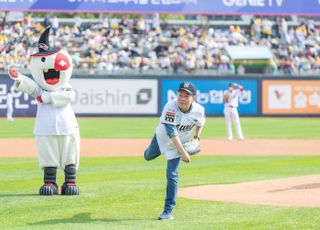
(8, 27, 80, 196)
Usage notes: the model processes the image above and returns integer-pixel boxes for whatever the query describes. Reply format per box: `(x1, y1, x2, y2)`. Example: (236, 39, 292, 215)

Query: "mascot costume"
(8, 26, 80, 196)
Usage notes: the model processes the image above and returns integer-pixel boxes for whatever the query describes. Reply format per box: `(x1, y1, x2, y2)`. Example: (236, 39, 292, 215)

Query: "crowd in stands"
(0, 14, 319, 75)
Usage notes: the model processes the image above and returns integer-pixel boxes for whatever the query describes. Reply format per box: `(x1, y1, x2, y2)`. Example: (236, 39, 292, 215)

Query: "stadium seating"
(0, 15, 319, 75)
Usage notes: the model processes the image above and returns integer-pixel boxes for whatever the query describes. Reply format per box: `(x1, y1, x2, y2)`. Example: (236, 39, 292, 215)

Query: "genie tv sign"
(219, 0, 320, 14)
(161, 79, 258, 116)
(0, 0, 319, 15)
(223, 0, 284, 7)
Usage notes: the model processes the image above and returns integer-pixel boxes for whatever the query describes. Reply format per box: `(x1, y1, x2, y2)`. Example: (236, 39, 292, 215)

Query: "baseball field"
(0, 117, 320, 229)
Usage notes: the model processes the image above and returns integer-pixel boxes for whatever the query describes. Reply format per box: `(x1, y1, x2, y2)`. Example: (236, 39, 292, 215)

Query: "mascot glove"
(8, 69, 21, 82)
(36, 96, 43, 103)
(40, 92, 52, 104)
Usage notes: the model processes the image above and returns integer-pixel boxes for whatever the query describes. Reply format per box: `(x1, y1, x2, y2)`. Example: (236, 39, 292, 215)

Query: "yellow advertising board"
(262, 80, 320, 114)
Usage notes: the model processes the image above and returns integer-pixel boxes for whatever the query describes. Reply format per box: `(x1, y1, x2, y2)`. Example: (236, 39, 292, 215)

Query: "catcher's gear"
(183, 138, 200, 156)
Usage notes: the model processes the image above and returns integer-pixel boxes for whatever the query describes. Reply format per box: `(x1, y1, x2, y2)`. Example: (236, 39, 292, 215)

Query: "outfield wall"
(0, 75, 319, 117)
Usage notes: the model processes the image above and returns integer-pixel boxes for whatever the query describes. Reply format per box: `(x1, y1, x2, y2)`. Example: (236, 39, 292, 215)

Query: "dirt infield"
(1, 138, 319, 207)
(0, 138, 319, 157)
(179, 174, 320, 207)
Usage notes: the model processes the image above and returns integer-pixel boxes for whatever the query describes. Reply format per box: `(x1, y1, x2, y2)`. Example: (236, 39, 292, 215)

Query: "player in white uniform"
(223, 83, 244, 140)
(6, 90, 14, 121)
(8, 27, 80, 196)
(144, 82, 206, 220)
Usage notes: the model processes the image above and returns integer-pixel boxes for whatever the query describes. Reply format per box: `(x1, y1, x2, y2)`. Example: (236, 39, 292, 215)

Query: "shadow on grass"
(29, 212, 142, 225)
(269, 183, 320, 192)
(0, 193, 38, 197)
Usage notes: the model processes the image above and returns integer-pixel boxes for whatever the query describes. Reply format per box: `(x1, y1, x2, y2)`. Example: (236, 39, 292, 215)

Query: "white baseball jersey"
(6, 92, 14, 121)
(223, 86, 244, 140)
(155, 99, 205, 160)
(224, 88, 242, 108)
(15, 75, 78, 135)
(6, 93, 13, 106)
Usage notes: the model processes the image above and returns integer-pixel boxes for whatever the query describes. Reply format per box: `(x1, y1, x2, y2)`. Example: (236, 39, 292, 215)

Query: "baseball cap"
(178, 82, 196, 95)
(31, 26, 60, 57)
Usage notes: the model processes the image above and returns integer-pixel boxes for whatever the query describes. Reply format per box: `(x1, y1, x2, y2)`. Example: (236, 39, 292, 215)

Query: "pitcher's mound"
(179, 174, 320, 207)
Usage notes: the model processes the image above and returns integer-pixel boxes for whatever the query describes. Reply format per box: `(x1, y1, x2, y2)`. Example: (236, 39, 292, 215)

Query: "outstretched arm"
(8, 69, 40, 97)
(40, 86, 75, 107)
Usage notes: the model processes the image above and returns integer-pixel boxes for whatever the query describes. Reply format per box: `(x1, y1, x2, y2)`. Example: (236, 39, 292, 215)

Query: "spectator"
(172, 52, 182, 74)
(51, 16, 59, 35)
(261, 18, 273, 39)
(43, 15, 50, 28)
(74, 15, 82, 31)
(253, 17, 261, 40)
(1, 15, 319, 75)
(280, 18, 288, 42)
(279, 58, 296, 75)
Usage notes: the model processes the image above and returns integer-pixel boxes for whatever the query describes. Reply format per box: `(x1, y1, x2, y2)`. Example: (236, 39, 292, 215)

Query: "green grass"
(1, 117, 320, 229)
(0, 117, 319, 138)
(1, 156, 320, 230)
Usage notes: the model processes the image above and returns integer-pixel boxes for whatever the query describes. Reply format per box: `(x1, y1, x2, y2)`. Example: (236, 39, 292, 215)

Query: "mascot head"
(29, 26, 73, 91)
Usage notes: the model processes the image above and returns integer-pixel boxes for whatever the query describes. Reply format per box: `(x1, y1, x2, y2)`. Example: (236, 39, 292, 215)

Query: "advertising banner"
(0, 77, 37, 117)
(0, 77, 158, 116)
(262, 80, 320, 115)
(0, 0, 319, 15)
(71, 78, 158, 115)
(161, 79, 258, 116)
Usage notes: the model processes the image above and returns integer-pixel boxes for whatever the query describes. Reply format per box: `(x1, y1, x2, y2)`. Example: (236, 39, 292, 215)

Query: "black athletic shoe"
(61, 182, 80, 195)
(39, 183, 58, 196)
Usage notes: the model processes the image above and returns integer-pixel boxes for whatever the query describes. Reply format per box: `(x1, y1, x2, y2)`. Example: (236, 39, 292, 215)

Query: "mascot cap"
(31, 26, 60, 56)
